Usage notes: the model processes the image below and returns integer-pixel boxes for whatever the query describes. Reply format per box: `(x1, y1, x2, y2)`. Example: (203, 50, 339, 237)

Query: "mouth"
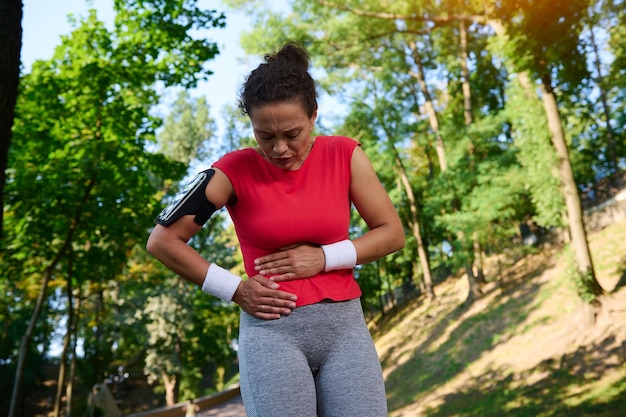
(271, 156, 293, 166)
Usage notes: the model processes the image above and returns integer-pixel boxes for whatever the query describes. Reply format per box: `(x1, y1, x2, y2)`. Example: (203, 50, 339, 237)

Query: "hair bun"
(264, 42, 310, 71)
(239, 41, 317, 117)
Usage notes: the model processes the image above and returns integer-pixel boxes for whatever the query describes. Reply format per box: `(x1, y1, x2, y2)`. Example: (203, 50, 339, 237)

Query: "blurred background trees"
(1, 0, 625, 415)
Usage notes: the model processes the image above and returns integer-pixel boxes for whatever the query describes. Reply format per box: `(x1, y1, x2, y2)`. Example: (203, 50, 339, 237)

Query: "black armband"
(156, 169, 218, 226)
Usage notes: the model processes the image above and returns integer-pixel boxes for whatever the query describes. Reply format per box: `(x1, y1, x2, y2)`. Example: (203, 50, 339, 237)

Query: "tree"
(492, 0, 604, 305)
(157, 90, 216, 165)
(0, 0, 22, 238)
(143, 291, 186, 406)
(4, 1, 225, 415)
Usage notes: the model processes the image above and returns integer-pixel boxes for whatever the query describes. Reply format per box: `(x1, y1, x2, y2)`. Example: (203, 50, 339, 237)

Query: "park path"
(197, 394, 246, 417)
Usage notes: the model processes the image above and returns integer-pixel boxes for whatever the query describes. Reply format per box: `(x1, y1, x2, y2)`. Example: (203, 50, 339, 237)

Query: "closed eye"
(286, 130, 301, 138)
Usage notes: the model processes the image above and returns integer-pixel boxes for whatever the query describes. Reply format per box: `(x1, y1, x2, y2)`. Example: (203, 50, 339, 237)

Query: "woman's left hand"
(254, 243, 325, 281)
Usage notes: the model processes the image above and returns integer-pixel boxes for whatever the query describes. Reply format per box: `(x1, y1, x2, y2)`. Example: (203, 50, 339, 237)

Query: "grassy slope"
(374, 219, 626, 417)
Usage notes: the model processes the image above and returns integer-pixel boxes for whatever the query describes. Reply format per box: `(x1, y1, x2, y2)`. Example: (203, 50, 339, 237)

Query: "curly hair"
(238, 42, 318, 118)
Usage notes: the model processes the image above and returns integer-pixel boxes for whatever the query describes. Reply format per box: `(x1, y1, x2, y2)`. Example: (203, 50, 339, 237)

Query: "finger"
(255, 312, 284, 320)
(257, 264, 288, 276)
(263, 294, 297, 308)
(254, 251, 289, 266)
(256, 301, 294, 319)
(249, 275, 298, 301)
(254, 309, 282, 320)
(268, 273, 297, 282)
(255, 259, 291, 274)
(251, 275, 281, 290)
(271, 289, 298, 303)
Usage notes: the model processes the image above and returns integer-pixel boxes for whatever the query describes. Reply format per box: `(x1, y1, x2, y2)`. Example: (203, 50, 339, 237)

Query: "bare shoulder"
(350, 146, 378, 180)
(205, 168, 235, 208)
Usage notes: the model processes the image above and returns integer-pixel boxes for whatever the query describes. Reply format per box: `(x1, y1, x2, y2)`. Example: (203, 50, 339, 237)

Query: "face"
(250, 102, 317, 170)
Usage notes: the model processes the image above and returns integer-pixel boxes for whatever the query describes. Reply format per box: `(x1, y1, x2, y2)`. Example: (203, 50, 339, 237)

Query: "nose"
(273, 140, 289, 155)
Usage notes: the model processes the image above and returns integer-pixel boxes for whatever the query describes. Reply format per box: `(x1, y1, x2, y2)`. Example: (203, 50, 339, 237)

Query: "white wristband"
(201, 264, 242, 302)
(321, 240, 357, 272)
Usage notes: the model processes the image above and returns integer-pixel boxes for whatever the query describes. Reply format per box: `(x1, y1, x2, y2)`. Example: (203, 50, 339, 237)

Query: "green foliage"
(502, 81, 566, 228)
(2, 0, 229, 408)
(220, 104, 257, 153)
(562, 247, 603, 303)
(496, 0, 592, 91)
(157, 90, 216, 164)
(112, 0, 225, 88)
(143, 290, 186, 385)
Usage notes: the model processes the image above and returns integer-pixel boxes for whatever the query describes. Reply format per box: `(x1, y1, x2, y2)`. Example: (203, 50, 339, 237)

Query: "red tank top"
(212, 136, 362, 307)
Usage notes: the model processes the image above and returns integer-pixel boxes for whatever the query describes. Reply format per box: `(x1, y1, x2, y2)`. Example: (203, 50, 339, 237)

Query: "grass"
(375, 219, 626, 417)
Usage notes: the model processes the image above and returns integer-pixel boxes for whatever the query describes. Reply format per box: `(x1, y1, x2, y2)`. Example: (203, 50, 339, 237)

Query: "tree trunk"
(488, 18, 603, 304)
(391, 146, 436, 299)
(53, 258, 75, 417)
(413, 258, 426, 294)
(0, 0, 23, 238)
(460, 20, 473, 127)
(53, 324, 70, 417)
(162, 371, 181, 406)
(407, 40, 447, 172)
(473, 237, 486, 284)
(8, 268, 52, 417)
(459, 20, 486, 285)
(375, 262, 385, 315)
(373, 89, 436, 300)
(53, 337, 70, 416)
(381, 256, 397, 309)
(464, 264, 480, 305)
(539, 74, 603, 301)
(463, 237, 482, 299)
(66, 294, 81, 417)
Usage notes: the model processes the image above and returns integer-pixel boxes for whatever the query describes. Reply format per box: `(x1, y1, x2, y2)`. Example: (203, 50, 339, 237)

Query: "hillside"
(13, 221, 625, 417)
(374, 218, 626, 416)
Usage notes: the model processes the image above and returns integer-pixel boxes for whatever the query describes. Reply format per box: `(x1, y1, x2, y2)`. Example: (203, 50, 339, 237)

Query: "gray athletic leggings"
(238, 298, 388, 417)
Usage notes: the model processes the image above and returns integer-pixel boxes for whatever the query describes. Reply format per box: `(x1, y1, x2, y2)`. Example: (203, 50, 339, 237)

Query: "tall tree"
(492, 0, 604, 305)
(0, 0, 22, 238)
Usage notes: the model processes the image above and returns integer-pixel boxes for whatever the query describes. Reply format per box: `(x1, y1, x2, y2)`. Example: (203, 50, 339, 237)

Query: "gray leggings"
(238, 298, 388, 417)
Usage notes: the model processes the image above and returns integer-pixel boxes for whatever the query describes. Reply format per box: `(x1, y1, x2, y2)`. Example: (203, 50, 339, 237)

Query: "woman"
(147, 42, 404, 416)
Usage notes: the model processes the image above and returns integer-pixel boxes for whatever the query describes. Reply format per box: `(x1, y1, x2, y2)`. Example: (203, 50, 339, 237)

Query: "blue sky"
(21, 0, 257, 141)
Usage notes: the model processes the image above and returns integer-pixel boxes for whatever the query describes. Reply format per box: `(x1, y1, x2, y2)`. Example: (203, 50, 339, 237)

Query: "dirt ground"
(375, 219, 626, 416)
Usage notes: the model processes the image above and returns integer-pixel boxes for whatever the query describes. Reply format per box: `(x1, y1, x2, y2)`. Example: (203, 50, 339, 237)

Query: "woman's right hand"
(253, 243, 325, 281)
(232, 275, 298, 320)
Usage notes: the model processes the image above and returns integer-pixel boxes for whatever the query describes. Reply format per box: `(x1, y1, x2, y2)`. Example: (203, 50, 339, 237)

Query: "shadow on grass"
(421, 335, 626, 417)
(383, 259, 554, 412)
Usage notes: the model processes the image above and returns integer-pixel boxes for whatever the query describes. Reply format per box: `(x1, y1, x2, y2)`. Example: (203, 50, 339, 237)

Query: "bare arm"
(350, 146, 405, 263)
(146, 169, 297, 319)
(146, 169, 233, 286)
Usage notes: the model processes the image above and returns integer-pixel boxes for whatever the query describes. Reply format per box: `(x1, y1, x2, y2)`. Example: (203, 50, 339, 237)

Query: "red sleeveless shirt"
(212, 136, 362, 307)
